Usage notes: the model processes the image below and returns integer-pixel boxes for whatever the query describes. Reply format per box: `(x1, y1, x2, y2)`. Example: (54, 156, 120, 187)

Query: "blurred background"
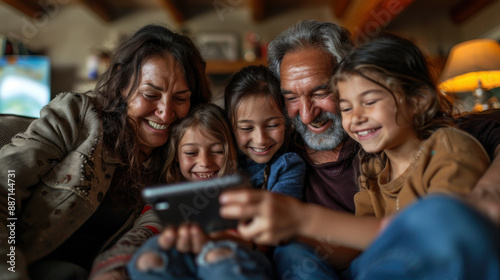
(1, 0, 499, 116)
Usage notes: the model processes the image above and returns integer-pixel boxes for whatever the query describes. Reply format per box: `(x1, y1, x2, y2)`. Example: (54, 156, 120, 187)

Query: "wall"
(459, 0, 500, 40)
(1, 1, 500, 99)
(385, 0, 500, 56)
(0, 2, 341, 97)
(0, 2, 182, 96)
(385, 9, 460, 55)
(184, 5, 336, 42)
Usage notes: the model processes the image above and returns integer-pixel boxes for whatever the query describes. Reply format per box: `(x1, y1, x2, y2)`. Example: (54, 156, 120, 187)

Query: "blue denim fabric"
(127, 236, 196, 280)
(197, 241, 273, 280)
(273, 241, 341, 280)
(127, 236, 273, 280)
(348, 195, 500, 280)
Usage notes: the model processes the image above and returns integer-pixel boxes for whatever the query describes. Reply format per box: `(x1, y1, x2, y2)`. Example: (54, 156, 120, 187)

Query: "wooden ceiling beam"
(332, 0, 352, 19)
(157, 0, 185, 24)
(80, 0, 113, 22)
(345, 0, 414, 41)
(249, 0, 266, 22)
(450, 0, 496, 25)
(0, 0, 41, 18)
(343, 0, 384, 33)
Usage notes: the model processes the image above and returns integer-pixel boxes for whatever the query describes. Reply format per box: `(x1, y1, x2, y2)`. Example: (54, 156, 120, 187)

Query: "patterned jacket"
(0, 93, 161, 280)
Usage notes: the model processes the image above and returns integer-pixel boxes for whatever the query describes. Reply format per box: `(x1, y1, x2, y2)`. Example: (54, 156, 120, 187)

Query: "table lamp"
(439, 39, 500, 112)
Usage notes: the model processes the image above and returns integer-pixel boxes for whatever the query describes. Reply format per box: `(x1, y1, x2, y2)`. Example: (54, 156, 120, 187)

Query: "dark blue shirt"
(239, 152, 305, 200)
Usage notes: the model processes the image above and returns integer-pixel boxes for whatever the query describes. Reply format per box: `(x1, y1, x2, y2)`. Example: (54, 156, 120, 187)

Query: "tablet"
(142, 175, 246, 233)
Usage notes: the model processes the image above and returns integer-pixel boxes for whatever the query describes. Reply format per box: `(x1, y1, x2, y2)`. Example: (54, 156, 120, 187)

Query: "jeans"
(273, 241, 341, 280)
(348, 195, 500, 280)
(127, 236, 273, 280)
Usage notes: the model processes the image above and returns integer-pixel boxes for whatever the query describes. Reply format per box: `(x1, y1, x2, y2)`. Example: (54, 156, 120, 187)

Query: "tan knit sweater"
(354, 127, 490, 217)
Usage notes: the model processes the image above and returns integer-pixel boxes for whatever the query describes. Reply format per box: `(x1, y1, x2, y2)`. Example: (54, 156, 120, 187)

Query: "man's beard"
(292, 111, 346, 151)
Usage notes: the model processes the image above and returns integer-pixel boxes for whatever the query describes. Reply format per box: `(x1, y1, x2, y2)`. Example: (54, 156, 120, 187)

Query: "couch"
(0, 114, 35, 149)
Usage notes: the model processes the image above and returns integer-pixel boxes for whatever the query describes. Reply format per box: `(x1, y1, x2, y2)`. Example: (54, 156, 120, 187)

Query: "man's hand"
(133, 224, 209, 273)
(220, 189, 305, 245)
(466, 145, 500, 226)
(466, 187, 500, 226)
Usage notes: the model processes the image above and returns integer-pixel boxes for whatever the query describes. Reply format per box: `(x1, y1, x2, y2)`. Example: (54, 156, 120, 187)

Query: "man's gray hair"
(267, 20, 354, 79)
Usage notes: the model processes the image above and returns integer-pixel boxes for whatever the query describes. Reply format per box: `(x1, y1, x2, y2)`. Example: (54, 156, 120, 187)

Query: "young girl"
(162, 103, 238, 184)
(220, 35, 498, 279)
(127, 103, 273, 280)
(334, 34, 489, 217)
(224, 65, 305, 199)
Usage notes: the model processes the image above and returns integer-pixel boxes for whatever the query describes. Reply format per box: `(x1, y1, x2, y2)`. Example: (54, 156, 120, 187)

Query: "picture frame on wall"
(195, 32, 239, 61)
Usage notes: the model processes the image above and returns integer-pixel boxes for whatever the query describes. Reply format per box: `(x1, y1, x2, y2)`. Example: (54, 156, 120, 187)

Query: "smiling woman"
(124, 65, 303, 280)
(0, 24, 211, 280)
(126, 54, 192, 155)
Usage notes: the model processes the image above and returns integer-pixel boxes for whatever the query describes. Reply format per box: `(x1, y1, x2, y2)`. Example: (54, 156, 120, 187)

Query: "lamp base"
(472, 96, 500, 112)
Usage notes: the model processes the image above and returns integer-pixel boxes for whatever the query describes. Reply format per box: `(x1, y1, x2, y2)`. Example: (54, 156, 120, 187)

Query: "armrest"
(0, 114, 36, 149)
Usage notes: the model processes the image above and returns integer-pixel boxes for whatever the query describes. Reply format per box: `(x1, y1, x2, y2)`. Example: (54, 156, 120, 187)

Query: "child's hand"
(379, 215, 395, 234)
(133, 225, 209, 274)
(209, 229, 254, 249)
(158, 224, 209, 254)
(219, 189, 305, 245)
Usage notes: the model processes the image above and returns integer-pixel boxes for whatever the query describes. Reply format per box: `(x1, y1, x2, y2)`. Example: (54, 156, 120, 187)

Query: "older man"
(266, 20, 363, 277)
(268, 20, 358, 213)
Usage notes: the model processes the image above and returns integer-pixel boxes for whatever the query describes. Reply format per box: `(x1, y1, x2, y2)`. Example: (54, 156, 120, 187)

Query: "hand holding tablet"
(142, 175, 248, 233)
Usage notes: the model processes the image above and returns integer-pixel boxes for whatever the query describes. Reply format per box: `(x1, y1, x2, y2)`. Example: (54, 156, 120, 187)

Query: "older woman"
(0, 24, 211, 280)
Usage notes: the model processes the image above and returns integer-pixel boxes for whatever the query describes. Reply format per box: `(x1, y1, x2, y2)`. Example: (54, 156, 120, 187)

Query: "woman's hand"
(158, 224, 209, 254)
(219, 189, 305, 245)
(133, 224, 208, 273)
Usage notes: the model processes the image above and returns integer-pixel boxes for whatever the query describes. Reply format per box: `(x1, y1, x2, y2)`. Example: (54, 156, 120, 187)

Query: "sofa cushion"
(0, 114, 35, 149)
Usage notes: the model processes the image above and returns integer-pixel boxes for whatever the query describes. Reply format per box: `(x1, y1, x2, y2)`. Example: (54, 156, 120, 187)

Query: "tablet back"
(142, 175, 244, 232)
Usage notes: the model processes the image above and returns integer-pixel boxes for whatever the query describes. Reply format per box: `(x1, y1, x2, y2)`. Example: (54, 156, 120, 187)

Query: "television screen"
(0, 56, 51, 118)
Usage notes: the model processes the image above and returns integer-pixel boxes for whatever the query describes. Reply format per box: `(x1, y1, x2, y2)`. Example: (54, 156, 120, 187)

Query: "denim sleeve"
(267, 152, 306, 200)
(127, 238, 273, 280)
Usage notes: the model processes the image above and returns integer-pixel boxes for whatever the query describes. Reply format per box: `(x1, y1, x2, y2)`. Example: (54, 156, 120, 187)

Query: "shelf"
(206, 58, 267, 75)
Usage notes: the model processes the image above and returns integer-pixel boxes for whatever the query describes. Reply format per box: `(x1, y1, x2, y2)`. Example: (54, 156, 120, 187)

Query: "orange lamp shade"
(439, 39, 500, 93)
